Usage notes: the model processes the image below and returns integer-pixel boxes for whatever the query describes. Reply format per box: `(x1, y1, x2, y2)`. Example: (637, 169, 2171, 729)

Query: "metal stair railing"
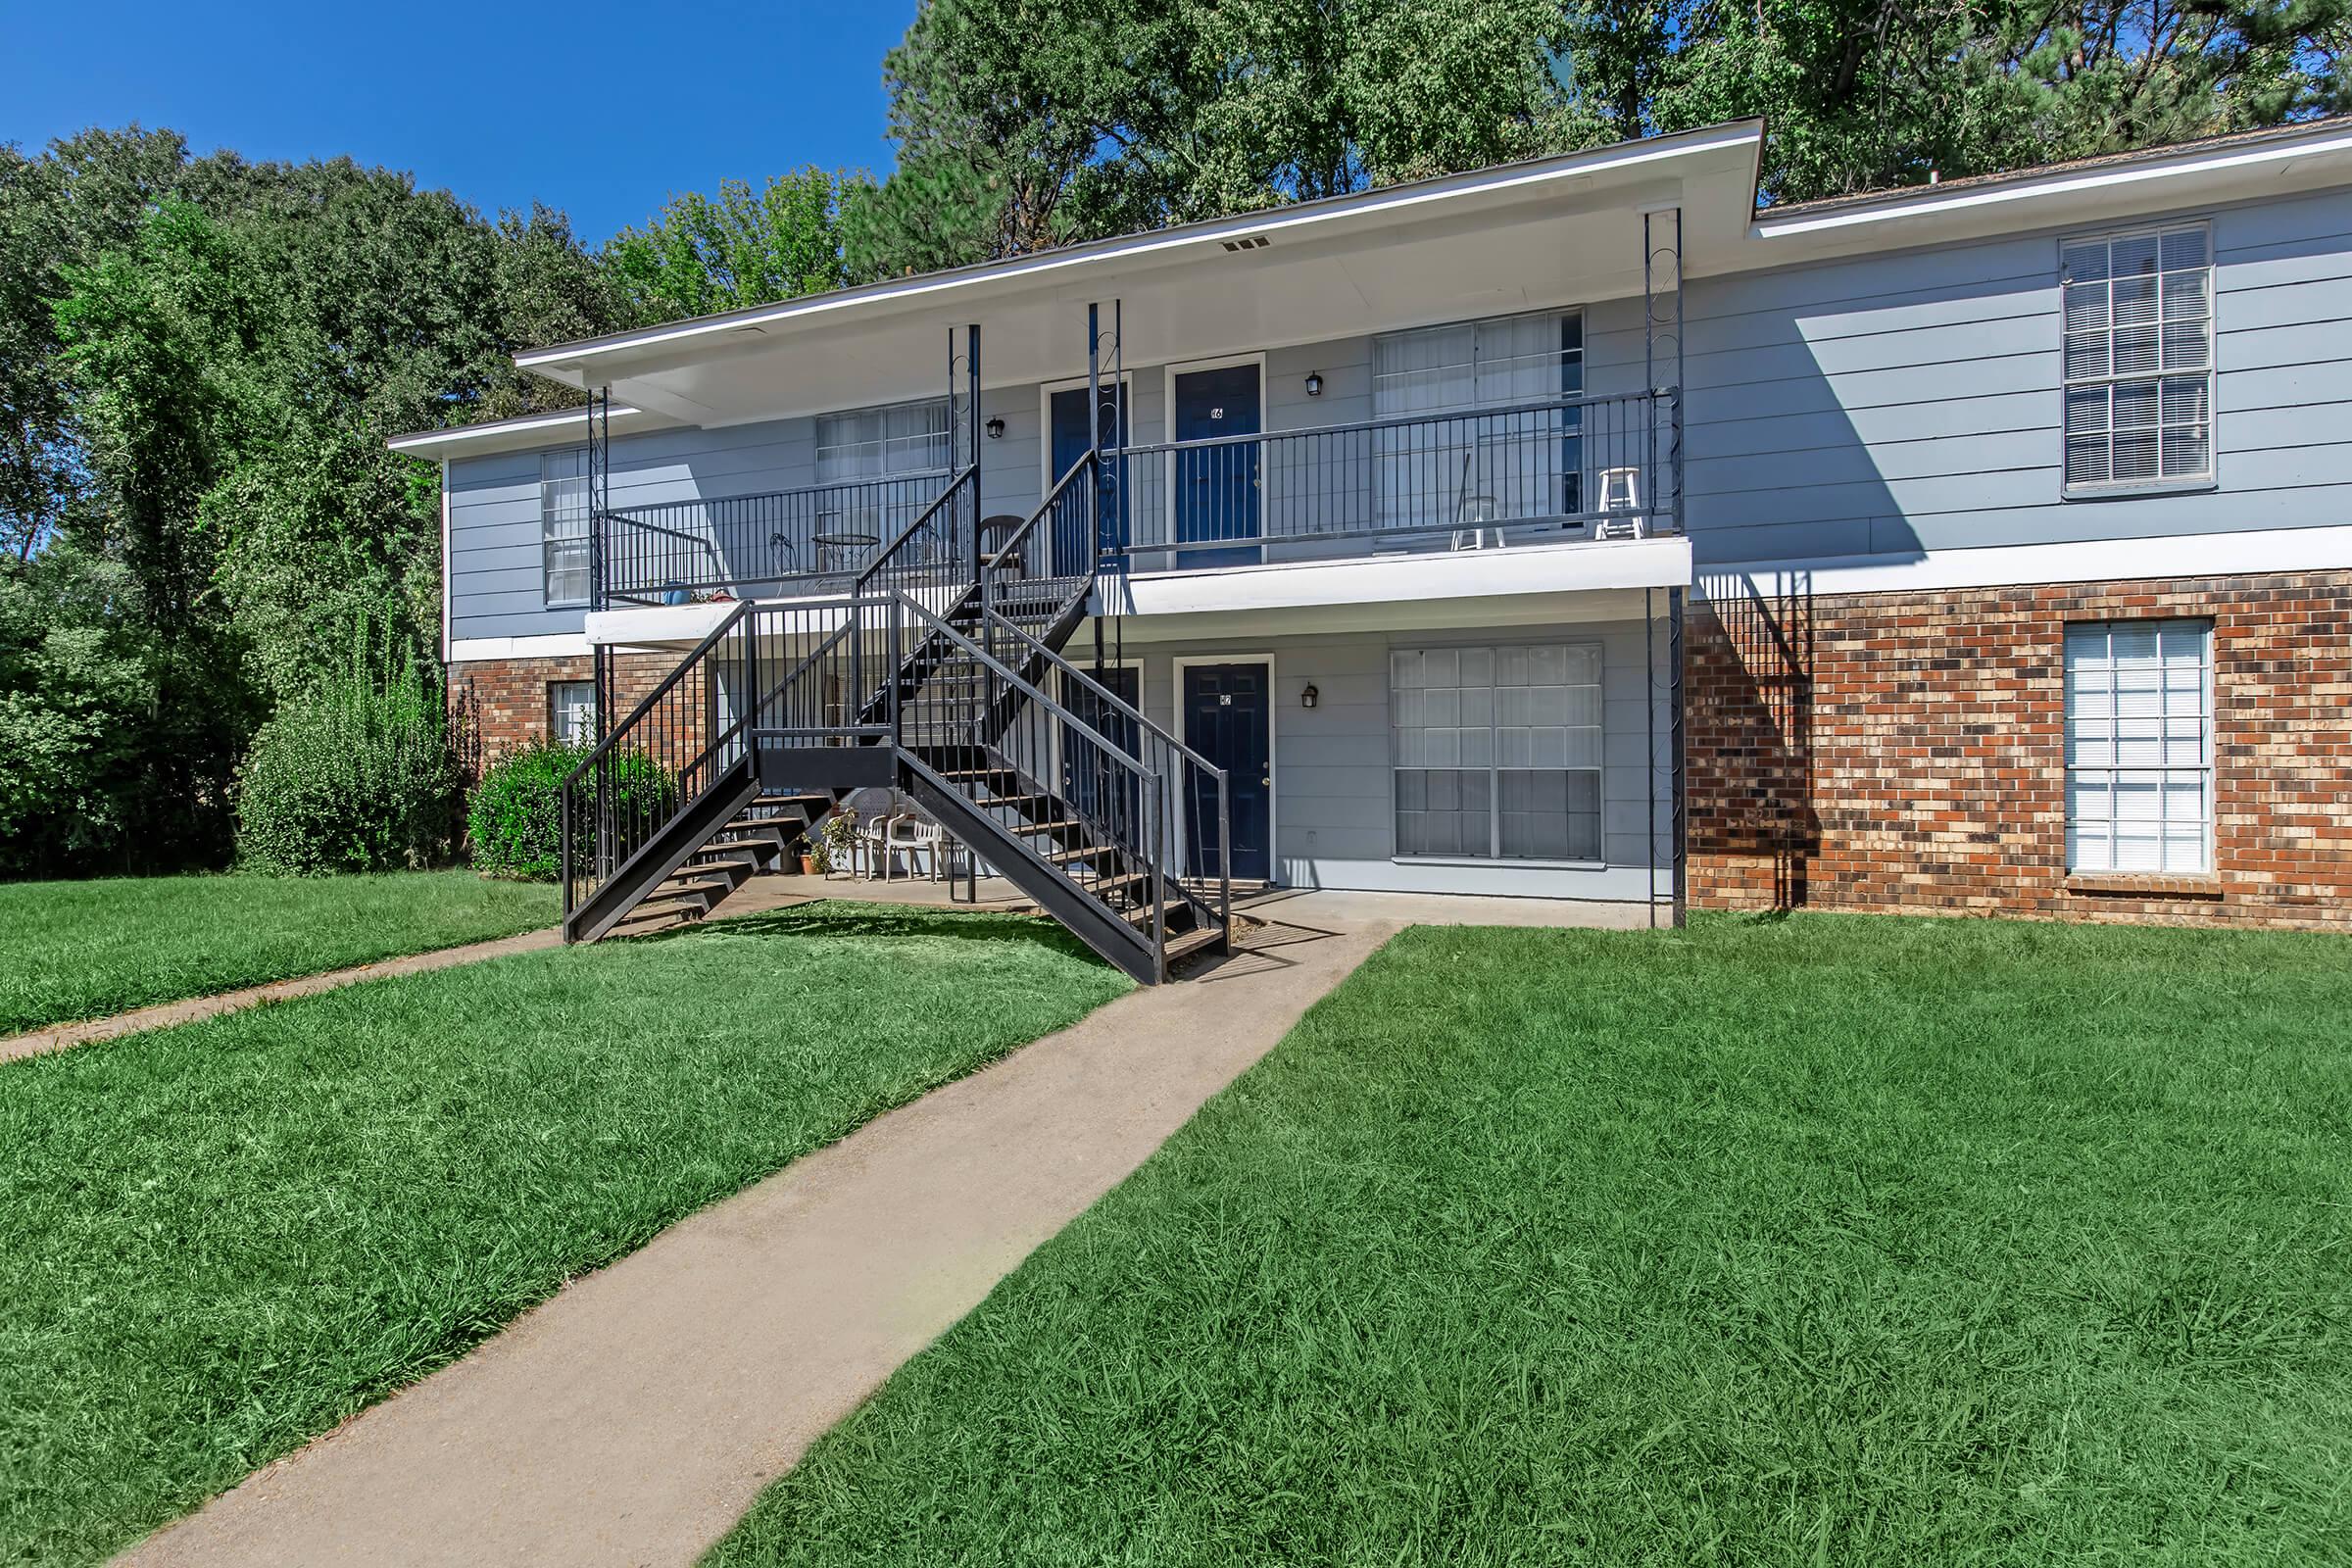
(560, 599, 756, 927)
(981, 610, 1232, 954)
(980, 450, 1097, 665)
(886, 592, 1185, 973)
(852, 465, 979, 611)
(561, 598, 899, 938)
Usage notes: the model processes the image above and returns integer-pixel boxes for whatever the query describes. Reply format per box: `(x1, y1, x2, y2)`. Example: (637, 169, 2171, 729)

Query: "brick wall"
(1688, 569, 2352, 931)
(449, 651, 689, 774)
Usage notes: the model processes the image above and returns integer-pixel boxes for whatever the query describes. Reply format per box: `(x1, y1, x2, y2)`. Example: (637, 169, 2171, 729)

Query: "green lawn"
(0, 903, 1129, 1567)
(0, 870, 559, 1035)
(710, 912, 2352, 1567)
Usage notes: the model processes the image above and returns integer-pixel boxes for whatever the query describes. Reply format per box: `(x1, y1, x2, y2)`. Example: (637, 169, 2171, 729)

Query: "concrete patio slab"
(119, 910, 1397, 1568)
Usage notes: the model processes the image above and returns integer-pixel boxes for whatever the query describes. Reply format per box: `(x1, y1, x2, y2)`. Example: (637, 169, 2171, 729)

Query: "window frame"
(812, 396, 956, 488)
(541, 448, 591, 609)
(2059, 220, 2218, 500)
(2062, 618, 2216, 877)
(1371, 309, 1587, 531)
(1390, 640, 1606, 868)
(548, 679, 598, 747)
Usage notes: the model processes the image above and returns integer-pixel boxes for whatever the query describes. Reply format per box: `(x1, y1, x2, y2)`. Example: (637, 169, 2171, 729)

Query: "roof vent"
(1219, 234, 1271, 253)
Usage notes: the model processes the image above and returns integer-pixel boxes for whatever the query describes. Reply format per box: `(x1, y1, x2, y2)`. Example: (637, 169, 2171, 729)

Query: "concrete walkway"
(0, 927, 564, 1065)
(121, 911, 1398, 1568)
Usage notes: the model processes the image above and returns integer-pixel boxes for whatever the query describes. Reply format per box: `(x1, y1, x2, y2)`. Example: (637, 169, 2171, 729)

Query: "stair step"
(609, 906, 699, 937)
(1163, 926, 1225, 964)
(1046, 843, 1120, 867)
(1009, 818, 1081, 837)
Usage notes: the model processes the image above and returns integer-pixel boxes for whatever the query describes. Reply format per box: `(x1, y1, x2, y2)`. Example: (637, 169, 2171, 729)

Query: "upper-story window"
(2062, 223, 2213, 494)
(814, 398, 954, 486)
(1373, 311, 1584, 531)
(542, 448, 590, 607)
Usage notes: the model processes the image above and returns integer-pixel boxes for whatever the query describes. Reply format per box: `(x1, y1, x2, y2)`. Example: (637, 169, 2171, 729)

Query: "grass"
(0, 903, 1130, 1567)
(710, 912, 2352, 1567)
(0, 870, 560, 1035)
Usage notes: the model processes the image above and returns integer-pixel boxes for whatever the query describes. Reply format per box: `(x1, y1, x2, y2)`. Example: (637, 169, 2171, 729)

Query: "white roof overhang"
(509, 121, 1766, 428)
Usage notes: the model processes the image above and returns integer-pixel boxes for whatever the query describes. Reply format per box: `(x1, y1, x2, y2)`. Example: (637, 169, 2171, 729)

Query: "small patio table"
(811, 529, 879, 576)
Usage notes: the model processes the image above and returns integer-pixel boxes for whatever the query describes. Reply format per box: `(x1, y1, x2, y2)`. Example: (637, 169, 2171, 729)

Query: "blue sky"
(3, 1, 920, 243)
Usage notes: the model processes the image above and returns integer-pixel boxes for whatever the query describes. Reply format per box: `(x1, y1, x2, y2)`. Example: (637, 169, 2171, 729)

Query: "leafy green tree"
(8, 129, 625, 871)
(1650, 0, 2352, 201)
(607, 170, 854, 320)
(0, 546, 154, 875)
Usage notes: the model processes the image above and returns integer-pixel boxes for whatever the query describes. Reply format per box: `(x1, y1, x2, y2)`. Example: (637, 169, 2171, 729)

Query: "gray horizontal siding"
(1096, 619, 1672, 903)
(446, 183, 2352, 643)
(1678, 185, 2352, 565)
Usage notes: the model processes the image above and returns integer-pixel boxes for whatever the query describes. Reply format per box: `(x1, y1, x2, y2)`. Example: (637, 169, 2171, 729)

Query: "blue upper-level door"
(1050, 385, 1129, 576)
(1172, 365, 1261, 568)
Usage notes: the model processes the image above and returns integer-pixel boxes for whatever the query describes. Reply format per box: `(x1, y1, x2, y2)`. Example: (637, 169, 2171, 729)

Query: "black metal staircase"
(559, 453, 1233, 983)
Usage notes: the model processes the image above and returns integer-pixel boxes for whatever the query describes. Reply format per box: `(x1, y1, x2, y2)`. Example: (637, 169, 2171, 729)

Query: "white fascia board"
(388, 405, 665, 460)
(1696, 524, 2352, 601)
(1750, 122, 2352, 240)
(1106, 536, 1693, 619)
(448, 633, 592, 662)
(515, 122, 1764, 379)
(583, 602, 736, 649)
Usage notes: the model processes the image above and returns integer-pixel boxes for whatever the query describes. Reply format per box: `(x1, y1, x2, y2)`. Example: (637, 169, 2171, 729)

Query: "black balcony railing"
(1110, 387, 1679, 569)
(597, 472, 956, 607)
(592, 390, 1678, 608)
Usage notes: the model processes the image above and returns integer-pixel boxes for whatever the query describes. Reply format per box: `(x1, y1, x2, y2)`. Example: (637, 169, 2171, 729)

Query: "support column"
(954, 323, 982, 591)
(1088, 299, 1125, 670)
(1642, 209, 1689, 927)
(1642, 206, 1685, 537)
(586, 385, 612, 740)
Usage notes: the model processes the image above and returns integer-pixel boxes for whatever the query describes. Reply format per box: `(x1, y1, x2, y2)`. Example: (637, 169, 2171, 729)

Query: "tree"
(607, 170, 854, 321)
(1649, 0, 2352, 202)
(7, 128, 627, 871)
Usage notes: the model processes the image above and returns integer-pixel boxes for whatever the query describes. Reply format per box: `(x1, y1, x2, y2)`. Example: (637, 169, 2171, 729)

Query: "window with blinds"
(2062, 224, 2213, 492)
(2064, 619, 2213, 874)
(1371, 312, 1584, 531)
(1393, 644, 1603, 861)
(814, 399, 954, 485)
(541, 449, 590, 607)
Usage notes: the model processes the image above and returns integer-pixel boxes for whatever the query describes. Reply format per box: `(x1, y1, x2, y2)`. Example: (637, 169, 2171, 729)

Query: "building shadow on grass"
(644, 900, 1105, 964)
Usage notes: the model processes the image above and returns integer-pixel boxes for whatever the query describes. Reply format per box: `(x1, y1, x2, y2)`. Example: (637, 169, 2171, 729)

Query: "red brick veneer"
(1688, 569, 2352, 931)
(448, 651, 685, 775)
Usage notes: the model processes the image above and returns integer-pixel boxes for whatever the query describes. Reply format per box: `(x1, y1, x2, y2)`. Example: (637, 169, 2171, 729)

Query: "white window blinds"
(2064, 619, 2213, 874)
(2062, 225, 2213, 489)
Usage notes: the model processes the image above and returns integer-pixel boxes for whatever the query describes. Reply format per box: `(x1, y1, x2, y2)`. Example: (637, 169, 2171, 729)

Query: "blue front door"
(1182, 662, 1271, 883)
(1172, 365, 1260, 568)
(1050, 385, 1128, 573)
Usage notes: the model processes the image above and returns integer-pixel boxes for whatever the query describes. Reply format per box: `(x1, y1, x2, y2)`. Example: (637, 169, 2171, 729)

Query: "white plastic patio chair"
(889, 814, 951, 881)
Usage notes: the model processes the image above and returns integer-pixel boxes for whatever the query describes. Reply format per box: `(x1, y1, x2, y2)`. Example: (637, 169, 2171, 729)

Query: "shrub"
(467, 741, 675, 882)
(235, 634, 462, 875)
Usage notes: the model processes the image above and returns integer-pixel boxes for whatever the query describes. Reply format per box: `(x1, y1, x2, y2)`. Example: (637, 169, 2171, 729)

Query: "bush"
(467, 741, 674, 882)
(235, 636, 462, 875)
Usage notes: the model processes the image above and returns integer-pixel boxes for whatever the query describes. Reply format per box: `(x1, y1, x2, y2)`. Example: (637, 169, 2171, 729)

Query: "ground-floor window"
(1392, 644, 1602, 861)
(2064, 618, 2213, 873)
(549, 680, 597, 747)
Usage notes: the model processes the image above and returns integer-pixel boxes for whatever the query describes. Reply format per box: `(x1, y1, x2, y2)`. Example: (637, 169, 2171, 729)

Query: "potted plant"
(818, 808, 860, 879)
(796, 830, 822, 876)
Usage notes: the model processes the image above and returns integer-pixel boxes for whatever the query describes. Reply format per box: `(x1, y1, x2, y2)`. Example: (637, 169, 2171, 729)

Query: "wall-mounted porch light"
(1303, 372, 1324, 398)
(985, 416, 1005, 439)
(1300, 683, 1319, 710)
